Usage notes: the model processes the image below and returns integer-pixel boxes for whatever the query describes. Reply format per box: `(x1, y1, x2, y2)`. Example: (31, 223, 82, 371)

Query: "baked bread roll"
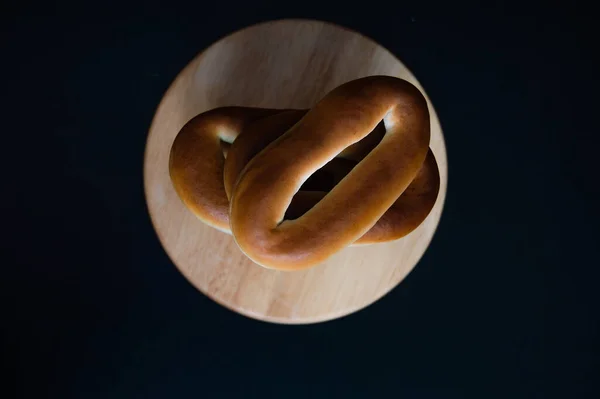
(170, 76, 439, 270)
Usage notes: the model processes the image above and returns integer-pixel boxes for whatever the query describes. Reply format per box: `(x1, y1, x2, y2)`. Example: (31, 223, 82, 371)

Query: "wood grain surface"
(144, 19, 448, 324)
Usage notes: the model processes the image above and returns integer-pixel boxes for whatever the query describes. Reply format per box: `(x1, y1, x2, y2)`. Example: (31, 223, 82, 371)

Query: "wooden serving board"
(144, 19, 448, 324)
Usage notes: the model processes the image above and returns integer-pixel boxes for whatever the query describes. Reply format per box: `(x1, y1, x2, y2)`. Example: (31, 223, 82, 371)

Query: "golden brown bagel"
(169, 76, 438, 270)
(229, 76, 432, 269)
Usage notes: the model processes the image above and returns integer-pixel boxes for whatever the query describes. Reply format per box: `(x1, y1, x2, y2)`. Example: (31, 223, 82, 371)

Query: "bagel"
(169, 76, 439, 270)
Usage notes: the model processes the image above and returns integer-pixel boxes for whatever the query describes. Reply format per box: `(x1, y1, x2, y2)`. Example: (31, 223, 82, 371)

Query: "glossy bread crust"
(169, 76, 439, 270)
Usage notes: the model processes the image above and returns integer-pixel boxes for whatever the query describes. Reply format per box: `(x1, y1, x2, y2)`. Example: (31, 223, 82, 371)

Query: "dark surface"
(3, 1, 599, 398)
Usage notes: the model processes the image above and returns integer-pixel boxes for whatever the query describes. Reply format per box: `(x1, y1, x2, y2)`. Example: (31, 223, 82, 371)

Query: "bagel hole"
(284, 120, 386, 220)
(220, 140, 231, 158)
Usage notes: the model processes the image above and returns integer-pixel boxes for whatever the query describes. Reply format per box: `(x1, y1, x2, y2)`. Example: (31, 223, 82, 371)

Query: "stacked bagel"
(169, 76, 439, 270)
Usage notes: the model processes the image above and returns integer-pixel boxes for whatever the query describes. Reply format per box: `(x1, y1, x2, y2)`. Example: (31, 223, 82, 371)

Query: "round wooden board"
(144, 19, 448, 324)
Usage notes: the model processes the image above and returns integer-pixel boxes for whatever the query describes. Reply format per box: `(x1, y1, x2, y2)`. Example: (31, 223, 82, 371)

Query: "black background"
(3, 0, 599, 398)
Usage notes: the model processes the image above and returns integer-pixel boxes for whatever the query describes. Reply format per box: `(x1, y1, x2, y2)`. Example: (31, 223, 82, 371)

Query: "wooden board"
(144, 19, 448, 324)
